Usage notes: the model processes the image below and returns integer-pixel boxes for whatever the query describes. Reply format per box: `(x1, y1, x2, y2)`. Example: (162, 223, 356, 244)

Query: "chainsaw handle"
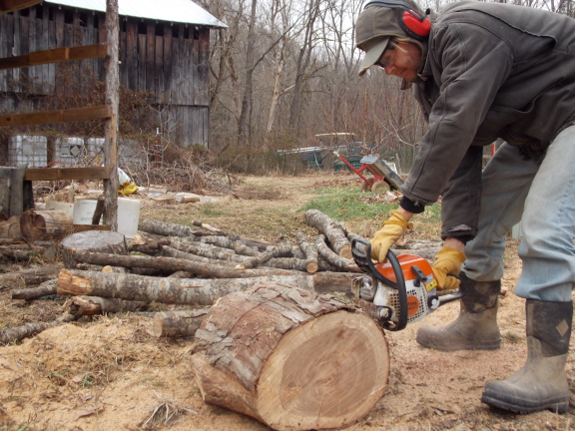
(351, 238, 408, 331)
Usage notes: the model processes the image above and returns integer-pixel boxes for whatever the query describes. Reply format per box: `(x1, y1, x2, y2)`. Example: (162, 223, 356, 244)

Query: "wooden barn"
(0, 0, 225, 151)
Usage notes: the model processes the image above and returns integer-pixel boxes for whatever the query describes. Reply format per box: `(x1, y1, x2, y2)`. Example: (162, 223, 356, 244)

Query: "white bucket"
(72, 198, 141, 240)
(118, 198, 140, 240)
(73, 200, 99, 225)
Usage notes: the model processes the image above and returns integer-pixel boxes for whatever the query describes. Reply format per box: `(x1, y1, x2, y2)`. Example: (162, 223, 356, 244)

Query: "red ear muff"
(402, 11, 430, 37)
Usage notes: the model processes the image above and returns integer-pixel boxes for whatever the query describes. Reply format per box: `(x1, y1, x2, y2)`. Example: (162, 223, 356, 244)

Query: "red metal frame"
(336, 154, 384, 187)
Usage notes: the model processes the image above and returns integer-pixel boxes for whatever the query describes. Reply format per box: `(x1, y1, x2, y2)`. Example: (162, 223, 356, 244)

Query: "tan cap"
(358, 36, 390, 77)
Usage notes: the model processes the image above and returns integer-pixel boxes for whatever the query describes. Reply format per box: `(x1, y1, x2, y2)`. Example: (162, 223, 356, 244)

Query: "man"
(355, 0, 575, 414)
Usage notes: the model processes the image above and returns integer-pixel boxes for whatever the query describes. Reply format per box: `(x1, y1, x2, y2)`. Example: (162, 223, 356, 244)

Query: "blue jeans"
(462, 125, 575, 301)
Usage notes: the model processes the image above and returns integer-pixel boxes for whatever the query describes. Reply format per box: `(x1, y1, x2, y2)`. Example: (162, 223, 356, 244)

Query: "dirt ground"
(1, 172, 574, 431)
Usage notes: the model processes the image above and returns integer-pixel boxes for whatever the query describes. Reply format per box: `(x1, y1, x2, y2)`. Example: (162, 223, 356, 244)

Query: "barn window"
(20, 8, 29, 17)
(183, 26, 189, 39)
(122, 20, 127, 32)
(172, 25, 179, 38)
(64, 10, 73, 24)
(35, 5, 43, 19)
(94, 14, 99, 28)
(49, 7, 54, 21)
(79, 12, 88, 27)
(155, 23, 164, 37)
(193, 27, 200, 40)
(138, 21, 146, 35)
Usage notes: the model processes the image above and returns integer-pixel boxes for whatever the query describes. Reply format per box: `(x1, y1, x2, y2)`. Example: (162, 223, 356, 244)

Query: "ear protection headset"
(364, 0, 431, 41)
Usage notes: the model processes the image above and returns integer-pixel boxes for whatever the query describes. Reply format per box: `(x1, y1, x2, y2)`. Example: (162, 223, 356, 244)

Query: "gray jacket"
(401, 1, 575, 240)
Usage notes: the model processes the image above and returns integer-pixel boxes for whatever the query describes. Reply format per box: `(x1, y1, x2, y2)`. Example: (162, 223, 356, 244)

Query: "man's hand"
(370, 210, 413, 262)
(432, 246, 466, 290)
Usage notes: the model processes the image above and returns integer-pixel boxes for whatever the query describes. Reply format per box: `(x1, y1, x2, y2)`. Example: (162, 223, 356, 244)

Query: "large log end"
(191, 283, 389, 431)
(256, 310, 389, 431)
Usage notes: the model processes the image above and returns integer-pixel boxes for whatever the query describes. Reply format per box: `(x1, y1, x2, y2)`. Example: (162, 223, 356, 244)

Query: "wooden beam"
(0, 44, 108, 71)
(24, 167, 112, 181)
(0, 105, 112, 127)
(0, 0, 42, 14)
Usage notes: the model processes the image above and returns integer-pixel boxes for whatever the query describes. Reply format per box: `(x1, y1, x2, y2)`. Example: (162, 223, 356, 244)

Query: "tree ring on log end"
(257, 310, 389, 430)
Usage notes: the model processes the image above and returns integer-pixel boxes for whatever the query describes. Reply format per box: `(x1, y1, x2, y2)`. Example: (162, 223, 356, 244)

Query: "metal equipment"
(351, 238, 462, 331)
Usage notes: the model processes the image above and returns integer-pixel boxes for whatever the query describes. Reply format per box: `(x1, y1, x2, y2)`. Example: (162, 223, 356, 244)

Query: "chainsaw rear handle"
(351, 238, 408, 331)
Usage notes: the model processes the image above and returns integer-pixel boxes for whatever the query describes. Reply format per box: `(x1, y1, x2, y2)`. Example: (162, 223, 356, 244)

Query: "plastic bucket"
(118, 198, 140, 240)
(73, 200, 98, 225)
(73, 198, 140, 240)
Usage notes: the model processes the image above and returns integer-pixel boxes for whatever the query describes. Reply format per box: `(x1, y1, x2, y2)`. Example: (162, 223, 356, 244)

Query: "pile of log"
(2, 209, 364, 343)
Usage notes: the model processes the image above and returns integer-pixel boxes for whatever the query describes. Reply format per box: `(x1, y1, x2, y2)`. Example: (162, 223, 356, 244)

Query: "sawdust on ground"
(1, 172, 574, 431)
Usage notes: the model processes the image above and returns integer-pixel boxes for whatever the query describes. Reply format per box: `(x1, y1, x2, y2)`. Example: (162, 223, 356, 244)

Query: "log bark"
(70, 250, 297, 278)
(61, 230, 128, 269)
(1, 216, 23, 240)
(91, 194, 106, 225)
(151, 309, 210, 338)
(139, 219, 198, 237)
(20, 209, 73, 243)
(12, 279, 57, 300)
(63, 295, 144, 317)
(304, 209, 352, 259)
(191, 282, 389, 431)
(0, 313, 77, 344)
(315, 235, 361, 273)
(56, 270, 355, 305)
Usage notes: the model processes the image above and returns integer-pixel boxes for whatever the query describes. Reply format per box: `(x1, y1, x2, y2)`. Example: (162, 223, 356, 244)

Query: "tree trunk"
(296, 231, 318, 273)
(304, 209, 352, 259)
(69, 250, 297, 278)
(191, 282, 389, 431)
(19, 209, 73, 243)
(315, 234, 360, 272)
(60, 230, 127, 269)
(56, 270, 355, 305)
(12, 279, 57, 300)
(151, 309, 209, 338)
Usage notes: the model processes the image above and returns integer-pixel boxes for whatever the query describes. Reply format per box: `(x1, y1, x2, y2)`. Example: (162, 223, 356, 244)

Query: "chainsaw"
(351, 238, 462, 331)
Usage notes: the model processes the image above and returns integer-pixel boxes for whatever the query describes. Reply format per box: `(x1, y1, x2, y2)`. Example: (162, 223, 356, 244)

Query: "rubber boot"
(481, 299, 573, 414)
(416, 273, 501, 351)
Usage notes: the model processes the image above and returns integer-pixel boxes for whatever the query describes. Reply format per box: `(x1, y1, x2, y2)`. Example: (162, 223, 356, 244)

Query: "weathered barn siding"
(0, 2, 211, 148)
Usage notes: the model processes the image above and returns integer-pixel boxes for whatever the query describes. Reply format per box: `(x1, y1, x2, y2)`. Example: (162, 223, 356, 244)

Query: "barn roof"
(44, 0, 227, 27)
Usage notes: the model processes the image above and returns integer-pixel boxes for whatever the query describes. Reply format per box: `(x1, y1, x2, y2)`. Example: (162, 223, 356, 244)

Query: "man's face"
(375, 41, 422, 82)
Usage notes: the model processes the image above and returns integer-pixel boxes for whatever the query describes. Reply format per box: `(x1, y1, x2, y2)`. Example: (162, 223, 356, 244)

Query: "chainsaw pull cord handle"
(351, 238, 409, 331)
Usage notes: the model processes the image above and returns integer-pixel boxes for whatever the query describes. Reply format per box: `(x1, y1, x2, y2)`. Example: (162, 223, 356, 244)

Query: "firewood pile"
(1, 209, 371, 344)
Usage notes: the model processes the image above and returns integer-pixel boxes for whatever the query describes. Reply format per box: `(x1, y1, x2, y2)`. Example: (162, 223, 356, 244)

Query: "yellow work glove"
(369, 210, 413, 262)
(432, 246, 466, 290)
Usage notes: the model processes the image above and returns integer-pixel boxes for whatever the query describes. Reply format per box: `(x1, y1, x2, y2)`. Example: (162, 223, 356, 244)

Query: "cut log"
(0, 242, 57, 261)
(0, 313, 77, 344)
(60, 230, 127, 269)
(169, 237, 248, 263)
(56, 270, 355, 305)
(151, 309, 209, 338)
(69, 250, 297, 278)
(296, 231, 319, 273)
(139, 219, 199, 237)
(63, 295, 144, 317)
(20, 209, 73, 243)
(304, 209, 352, 259)
(12, 279, 57, 300)
(1, 215, 23, 239)
(191, 282, 389, 431)
(315, 235, 361, 273)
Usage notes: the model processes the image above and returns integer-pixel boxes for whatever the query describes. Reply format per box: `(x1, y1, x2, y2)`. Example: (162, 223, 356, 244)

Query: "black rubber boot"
(416, 273, 501, 351)
(481, 299, 573, 414)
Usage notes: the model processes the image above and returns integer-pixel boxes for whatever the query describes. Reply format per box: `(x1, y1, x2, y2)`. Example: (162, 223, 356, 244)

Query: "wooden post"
(103, 0, 119, 230)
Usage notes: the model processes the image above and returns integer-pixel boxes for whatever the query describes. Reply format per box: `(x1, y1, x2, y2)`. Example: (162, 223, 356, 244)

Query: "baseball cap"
(358, 37, 390, 77)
